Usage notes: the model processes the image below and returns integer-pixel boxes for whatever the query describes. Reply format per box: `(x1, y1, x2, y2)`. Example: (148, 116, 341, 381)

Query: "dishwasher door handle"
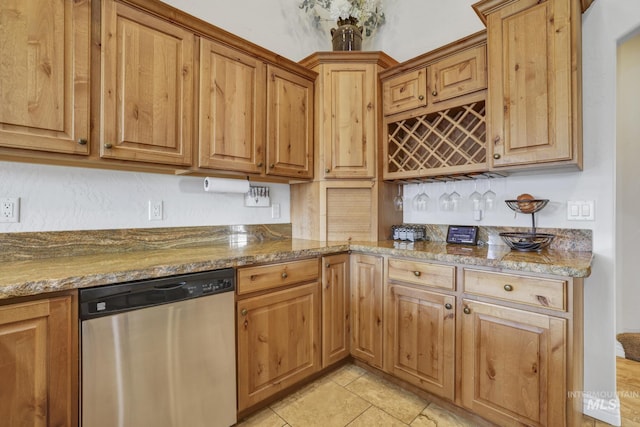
(153, 282, 187, 291)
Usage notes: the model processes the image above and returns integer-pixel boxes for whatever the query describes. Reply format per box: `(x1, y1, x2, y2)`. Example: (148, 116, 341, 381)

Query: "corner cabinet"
(0, 0, 90, 155)
(321, 253, 351, 367)
(100, 0, 194, 166)
(473, 0, 583, 170)
(350, 253, 384, 368)
(0, 292, 78, 427)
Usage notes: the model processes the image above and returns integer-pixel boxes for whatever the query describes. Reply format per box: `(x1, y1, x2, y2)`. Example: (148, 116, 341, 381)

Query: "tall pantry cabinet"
(291, 52, 402, 242)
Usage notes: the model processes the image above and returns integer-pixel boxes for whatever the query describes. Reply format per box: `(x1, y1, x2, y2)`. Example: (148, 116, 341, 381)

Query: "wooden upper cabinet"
(474, 0, 582, 169)
(381, 35, 486, 117)
(198, 40, 265, 173)
(266, 65, 314, 179)
(0, 0, 90, 155)
(0, 293, 78, 427)
(321, 63, 377, 179)
(429, 44, 486, 104)
(382, 68, 427, 116)
(100, 0, 194, 166)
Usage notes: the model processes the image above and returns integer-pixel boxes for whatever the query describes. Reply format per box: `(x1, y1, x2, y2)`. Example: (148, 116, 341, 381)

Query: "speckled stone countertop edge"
(0, 240, 592, 301)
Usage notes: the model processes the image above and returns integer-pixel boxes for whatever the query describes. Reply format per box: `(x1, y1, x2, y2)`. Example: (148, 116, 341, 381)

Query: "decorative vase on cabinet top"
(331, 17, 363, 51)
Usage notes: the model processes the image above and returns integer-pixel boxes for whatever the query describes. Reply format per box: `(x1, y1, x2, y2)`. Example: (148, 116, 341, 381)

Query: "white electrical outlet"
(271, 203, 281, 219)
(0, 198, 20, 223)
(148, 200, 163, 221)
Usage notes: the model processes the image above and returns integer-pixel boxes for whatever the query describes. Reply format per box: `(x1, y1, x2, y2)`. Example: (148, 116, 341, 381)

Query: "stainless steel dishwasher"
(80, 268, 236, 427)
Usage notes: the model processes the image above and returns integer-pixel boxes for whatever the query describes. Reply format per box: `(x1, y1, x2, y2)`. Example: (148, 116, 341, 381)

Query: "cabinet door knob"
(325, 168, 330, 173)
(257, 162, 263, 167)
(463, 307, 471, 315)
(77, 138, 88, 145)
(104, 143, 113, 149)
(281, 272, 288, 279)
(418, 95, 425, 101)
(269, 164, 275, 169)
(493, 153, 501, 160)
(504, 284, 513, 292)
(241, 308, 248, 316)
(431, 90, 437, 96)
(413, 271, 421, 277)
(444, 303, 452, 310)
(326, 263, 331, 268)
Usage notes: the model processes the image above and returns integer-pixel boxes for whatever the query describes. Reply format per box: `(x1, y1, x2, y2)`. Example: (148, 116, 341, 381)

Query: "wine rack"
(385, 100, 487, 180)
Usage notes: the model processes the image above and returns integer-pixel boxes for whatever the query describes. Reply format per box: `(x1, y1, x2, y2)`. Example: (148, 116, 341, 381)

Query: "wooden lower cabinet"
(385, 283, 455, 400)
(460, 299, 567, 426)
(0, 292, 78, 427)
(350, 254, 384, 368)
(236, 280, 321, 412)
(321, 254, 351, 367)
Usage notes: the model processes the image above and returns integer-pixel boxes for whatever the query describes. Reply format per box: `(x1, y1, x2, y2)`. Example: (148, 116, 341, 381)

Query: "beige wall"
(617, 31, 640, 335)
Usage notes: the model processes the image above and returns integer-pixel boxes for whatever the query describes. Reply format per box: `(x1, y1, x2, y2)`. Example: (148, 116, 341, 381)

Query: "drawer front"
(463, 269, 566, 311)
(388, 258, 455, 290)
(237, 258, 319, 295)
(382, 68, 427, 116)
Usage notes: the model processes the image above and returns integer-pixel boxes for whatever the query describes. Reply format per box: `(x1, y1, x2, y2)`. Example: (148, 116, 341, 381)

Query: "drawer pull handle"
(241, 308, 248, 316)
(281, 272, 288, 279)
(418, 95, 425, 100)
(463, 307, 471, 315)
(326, 263, 331, 268)
(504, 284, 513, 292)
(444, 303, 452, 310)
(431, 90, 437, 96)
(77, 138, 88, 145)
(325, 168, 330, 173)
(257, 162, 263, 167)
(104, 143, 113, 149)
(413, 271, 421, 277)
(493, 153, 501, 159)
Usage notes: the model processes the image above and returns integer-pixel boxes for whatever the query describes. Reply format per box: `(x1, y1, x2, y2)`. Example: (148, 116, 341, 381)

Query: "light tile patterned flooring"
(238, 360, 640, 427)
(236, 364, 476, 427)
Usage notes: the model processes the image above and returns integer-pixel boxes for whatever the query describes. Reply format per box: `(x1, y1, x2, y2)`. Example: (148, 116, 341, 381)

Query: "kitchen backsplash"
(0, 224, 292, 262)
(406, 224, 593, 252)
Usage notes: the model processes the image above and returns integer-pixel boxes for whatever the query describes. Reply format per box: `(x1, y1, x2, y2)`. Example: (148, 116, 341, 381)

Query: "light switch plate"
(567, 200, 595, 221)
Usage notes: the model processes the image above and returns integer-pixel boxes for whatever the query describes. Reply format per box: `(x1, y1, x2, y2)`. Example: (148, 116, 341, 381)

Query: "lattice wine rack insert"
(387, 101, 486, 177)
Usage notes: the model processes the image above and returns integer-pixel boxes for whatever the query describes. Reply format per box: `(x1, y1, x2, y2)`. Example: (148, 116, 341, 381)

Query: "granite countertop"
(0, 233, 592, 300)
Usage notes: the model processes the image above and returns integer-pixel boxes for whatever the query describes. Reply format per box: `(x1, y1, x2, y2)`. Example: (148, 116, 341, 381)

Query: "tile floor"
(236, 364, 477, 427)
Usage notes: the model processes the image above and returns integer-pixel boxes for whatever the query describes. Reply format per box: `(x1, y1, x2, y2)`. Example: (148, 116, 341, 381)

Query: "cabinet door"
(461, 299, 567, 426)
(101, 0, 194, 166)
(429, 45, 486, 104)
(321, 64, 377, 179)
(0, 295, 77, 427)
(385, 284, 455, 400)
(486, 0, 577, 168)
(350, 254, 383, 367)
(266, 65, 313, 179)
(382, 68, 428, 116)
(237, 282, 320, 411)
(198, 39, 265, 173)
(321, 254, 351, 367)
(0, 0, 90, 155)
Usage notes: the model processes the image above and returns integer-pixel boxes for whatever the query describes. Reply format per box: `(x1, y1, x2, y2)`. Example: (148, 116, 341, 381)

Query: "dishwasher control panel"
(79, 268, 235, 320)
